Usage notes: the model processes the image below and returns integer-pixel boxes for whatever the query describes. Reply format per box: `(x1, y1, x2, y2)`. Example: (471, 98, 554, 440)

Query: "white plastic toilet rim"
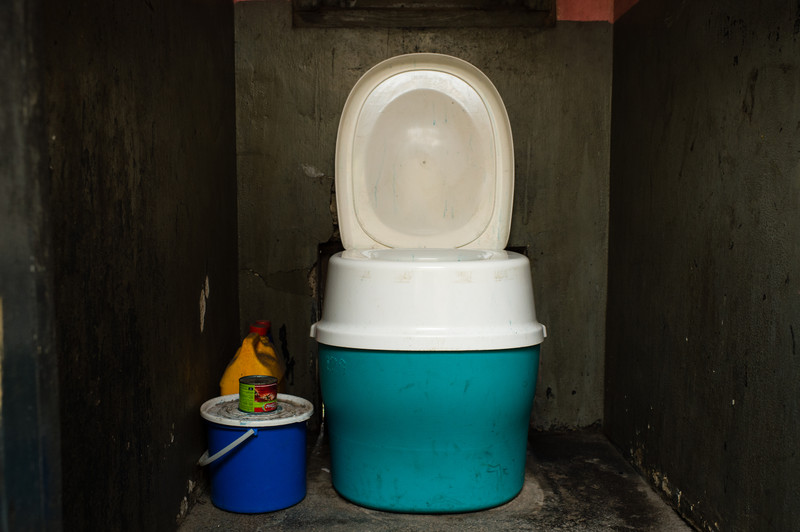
(341, 248, 507, 262)
(311, 250, 546, 351)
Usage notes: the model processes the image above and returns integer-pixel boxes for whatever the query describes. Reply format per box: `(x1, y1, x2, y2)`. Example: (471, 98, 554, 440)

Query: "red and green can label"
(238, 375, 278, 413)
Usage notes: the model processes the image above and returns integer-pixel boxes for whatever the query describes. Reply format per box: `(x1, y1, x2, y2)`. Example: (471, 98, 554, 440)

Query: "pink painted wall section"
(613, 0, 639, 21)
(557, 0, 639, 22)
(557, 0, 613, 22)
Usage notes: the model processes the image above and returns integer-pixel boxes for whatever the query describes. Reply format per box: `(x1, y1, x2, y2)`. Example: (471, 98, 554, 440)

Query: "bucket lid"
(200, 394, 313, 427)
(335, 53, 514, 251)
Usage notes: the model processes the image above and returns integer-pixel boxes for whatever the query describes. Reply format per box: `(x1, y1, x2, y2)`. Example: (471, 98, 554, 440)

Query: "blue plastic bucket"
(199, 394, 313, 513)
(319, 345, 540, 513)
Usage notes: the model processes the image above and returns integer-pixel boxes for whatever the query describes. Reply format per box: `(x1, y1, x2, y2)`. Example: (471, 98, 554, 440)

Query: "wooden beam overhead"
(292, 0, 555, 28)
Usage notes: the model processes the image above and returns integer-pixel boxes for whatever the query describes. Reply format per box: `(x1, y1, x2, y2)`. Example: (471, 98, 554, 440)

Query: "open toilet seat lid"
(336, 53, 514, 251)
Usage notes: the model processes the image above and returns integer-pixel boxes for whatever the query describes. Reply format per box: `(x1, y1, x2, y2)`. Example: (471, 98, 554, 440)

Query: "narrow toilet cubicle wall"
(34, 0, 239, 529)
(606, 0, 800, 529)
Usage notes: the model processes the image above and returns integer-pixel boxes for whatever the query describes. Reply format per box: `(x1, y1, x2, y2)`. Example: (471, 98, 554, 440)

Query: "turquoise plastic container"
(319, 344, 540, 513)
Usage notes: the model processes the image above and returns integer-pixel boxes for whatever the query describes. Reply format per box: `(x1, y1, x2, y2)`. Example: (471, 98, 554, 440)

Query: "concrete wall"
(235, 0, 612, 429)
(43, 1, 238, 529)
(606, 0, 800, 529)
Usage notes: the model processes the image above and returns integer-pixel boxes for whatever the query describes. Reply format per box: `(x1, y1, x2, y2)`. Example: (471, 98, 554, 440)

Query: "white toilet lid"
(336, 53, 514, 250)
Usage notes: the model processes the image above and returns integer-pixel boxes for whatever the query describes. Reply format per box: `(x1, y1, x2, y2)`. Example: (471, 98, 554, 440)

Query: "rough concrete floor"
(180, 430, 691, 531)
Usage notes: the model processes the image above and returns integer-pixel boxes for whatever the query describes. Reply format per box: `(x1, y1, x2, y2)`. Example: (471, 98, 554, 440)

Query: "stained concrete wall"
(235, 0, 612, 430)
(43, 1, 238, 529)
(606, 0, 800, 529)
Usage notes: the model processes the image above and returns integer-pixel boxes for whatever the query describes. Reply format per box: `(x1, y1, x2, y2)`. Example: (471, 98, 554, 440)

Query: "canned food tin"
(239, 375, 279, 413)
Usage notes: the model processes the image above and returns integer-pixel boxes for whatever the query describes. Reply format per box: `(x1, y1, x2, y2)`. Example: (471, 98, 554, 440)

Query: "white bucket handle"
(197, 428, 257, 467)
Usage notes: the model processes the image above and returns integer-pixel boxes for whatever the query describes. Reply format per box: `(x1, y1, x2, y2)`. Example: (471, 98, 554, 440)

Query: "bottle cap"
(249, 321, 270, 336)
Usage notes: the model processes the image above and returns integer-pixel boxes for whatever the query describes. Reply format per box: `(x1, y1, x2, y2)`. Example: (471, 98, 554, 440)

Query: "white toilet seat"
(336, 53, 514, 251)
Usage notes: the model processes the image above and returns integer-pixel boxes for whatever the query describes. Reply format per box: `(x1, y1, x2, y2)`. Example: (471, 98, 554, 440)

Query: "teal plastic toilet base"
(319, 344, 540, 513)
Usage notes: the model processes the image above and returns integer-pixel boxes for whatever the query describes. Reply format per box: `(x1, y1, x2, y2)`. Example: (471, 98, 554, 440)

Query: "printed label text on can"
(239, 375, 278, 413)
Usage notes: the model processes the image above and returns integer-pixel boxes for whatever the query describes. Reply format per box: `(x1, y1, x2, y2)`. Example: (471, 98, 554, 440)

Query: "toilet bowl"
(311, 53, 546, 513)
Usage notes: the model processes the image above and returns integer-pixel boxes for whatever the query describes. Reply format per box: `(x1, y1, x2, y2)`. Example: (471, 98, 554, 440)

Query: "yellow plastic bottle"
(220, 321, 286, 396)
